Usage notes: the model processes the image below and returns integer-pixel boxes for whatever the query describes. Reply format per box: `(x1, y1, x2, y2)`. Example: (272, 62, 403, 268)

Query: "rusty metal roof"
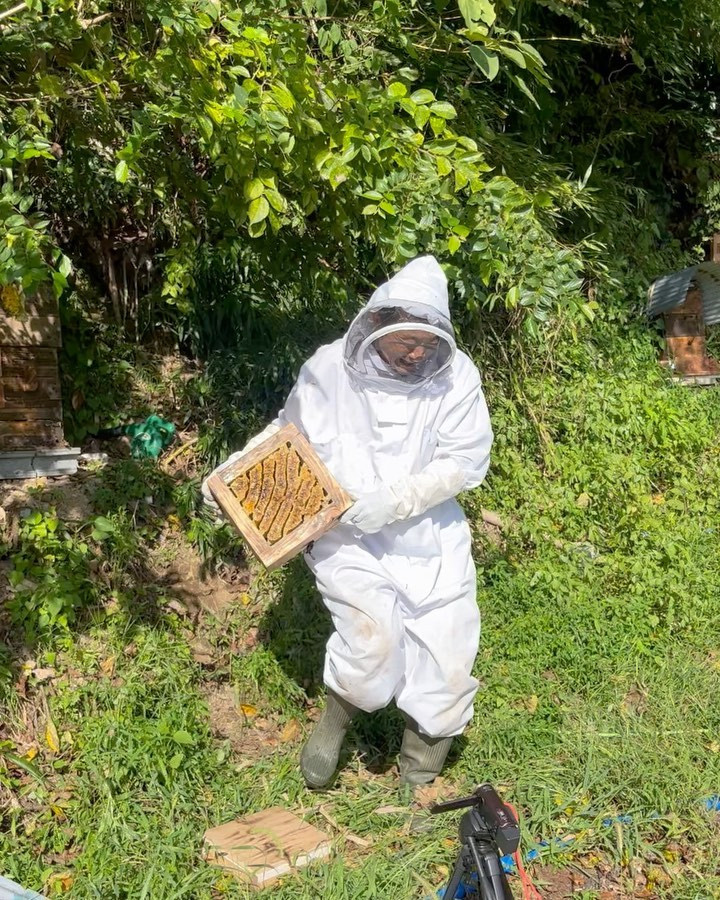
(647, 261, 720, 325)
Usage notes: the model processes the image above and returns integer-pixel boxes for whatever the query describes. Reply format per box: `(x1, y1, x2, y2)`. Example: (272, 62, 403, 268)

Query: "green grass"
(2, 317, 720, 898)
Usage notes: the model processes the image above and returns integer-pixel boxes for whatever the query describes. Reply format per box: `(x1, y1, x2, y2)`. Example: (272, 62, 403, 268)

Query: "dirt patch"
(149, 532, 249, 621)
(201, 682, 290, 759)
(0, 474, 94, 529)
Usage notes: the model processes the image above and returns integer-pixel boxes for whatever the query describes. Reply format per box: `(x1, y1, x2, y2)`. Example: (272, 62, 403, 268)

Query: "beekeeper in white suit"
(203, 256, 493, 792)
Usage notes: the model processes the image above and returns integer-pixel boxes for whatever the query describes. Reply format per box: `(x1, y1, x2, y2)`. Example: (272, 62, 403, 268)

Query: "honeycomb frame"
(206, 423, 352, 570)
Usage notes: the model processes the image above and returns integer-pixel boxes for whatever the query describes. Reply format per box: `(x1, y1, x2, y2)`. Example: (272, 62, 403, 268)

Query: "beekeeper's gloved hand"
(201, 422, 281, 520)
(341, 458, 467, 534)
(340, 487, 402, 534)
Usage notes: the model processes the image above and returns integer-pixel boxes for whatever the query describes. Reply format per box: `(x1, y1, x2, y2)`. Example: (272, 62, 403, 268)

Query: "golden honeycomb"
(229, 442, 333, 544)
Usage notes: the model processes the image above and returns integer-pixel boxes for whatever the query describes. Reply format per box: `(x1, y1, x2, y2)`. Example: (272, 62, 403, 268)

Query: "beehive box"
(0, 284, 63, 451)
(206, 423, 352, 570)
(203, 808, 331, 890)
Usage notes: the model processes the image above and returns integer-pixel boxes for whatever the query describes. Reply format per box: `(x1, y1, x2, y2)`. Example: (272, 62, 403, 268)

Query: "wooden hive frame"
(206, 423, 352, 570)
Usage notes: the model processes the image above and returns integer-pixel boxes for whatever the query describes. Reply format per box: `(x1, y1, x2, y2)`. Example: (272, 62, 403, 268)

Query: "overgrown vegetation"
(3, 0, 720, 897)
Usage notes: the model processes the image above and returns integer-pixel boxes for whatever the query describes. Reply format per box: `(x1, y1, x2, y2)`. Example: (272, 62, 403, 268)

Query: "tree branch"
(0, 1, 27, 24)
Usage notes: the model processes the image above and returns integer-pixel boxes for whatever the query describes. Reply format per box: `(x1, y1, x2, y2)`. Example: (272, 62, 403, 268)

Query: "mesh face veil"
(344, 301, 456, 389)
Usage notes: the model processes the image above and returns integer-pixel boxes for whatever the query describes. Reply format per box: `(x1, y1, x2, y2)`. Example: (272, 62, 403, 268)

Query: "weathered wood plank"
(0, 421, 64, 450)
(0, 403, 62, 421)
(3, 379, 62, 401)
(0, 316, 61, 347)
(0, 347, 58, 369)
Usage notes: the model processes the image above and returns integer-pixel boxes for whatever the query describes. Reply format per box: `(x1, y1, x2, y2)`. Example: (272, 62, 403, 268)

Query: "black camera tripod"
(431, 783, 521, 900)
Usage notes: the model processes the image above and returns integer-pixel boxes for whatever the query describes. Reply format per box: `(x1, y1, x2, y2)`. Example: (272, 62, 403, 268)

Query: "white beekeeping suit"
(203, 256, 493, 791)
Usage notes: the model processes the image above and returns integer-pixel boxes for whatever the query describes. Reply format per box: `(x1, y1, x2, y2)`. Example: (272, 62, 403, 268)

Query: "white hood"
(343, 256, 456, 392)
(365, 255, 451, 320)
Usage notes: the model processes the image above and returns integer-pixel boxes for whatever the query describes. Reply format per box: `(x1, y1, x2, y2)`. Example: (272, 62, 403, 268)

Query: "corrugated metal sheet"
(647, 261, 720, 324)
(697, 262, 720, 325)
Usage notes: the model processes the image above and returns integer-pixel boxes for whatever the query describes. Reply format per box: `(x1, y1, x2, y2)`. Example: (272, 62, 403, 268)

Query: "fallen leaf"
(45, 719, 60, 754)
(525, 694, 539, 714)
(166, 599, 189, 617)
(51, 804, 66, 820)
(374, 805, 409, 816)
(708, 741, 720, 753)
(190, 636, 215, 666)
(576, 492, 591, 508)
(31, 667, 57, 682)
(46, 871, 73, 893)
(651, 493, 665, 505)
(344, 831, 372, 849)
(414, 779, 447, 807)
(280, 719, 301, 743)
(240, 704, 257, 718)
(240, 592, 251, 606)
(99, 656, 116, 677)
(621, 684, 648, 716)
(24, 746, 38, 761)
(71, 388, 85, 410)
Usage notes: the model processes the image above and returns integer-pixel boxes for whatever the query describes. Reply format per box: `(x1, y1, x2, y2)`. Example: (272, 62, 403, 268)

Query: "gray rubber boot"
(399, 722, 453, 786)
(300, 692, 358, 789)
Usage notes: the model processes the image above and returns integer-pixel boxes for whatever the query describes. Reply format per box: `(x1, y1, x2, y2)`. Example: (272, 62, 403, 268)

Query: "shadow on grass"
(0, 457, 224, 696)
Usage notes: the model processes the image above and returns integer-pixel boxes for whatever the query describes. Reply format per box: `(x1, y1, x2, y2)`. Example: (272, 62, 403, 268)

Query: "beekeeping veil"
(344, 256, 456, 391)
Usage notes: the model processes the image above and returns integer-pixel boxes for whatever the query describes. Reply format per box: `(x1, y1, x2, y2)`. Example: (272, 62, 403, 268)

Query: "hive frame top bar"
(207, 423, 352, 570)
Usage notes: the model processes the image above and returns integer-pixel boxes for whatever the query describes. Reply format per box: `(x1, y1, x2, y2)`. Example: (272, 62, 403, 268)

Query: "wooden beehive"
(0, 284, 64, 451)
(203, 808, 331, 889)
(661, 285, 720, 377)
(206, 423, 352, 570)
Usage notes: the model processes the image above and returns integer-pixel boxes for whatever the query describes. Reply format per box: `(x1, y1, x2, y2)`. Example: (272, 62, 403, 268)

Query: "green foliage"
(5, 511, 98, 641)
(3, 312, 720, 896)
(0, 0, 595, 340)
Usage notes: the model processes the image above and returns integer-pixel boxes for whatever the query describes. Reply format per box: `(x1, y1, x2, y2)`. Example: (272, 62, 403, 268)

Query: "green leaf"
(448, 235, 461, 254)
(244, 178, 265, 201)
(114, 161, 129, 184)
(93, 516, 114, 533)
(172, 730, 194, 746)
(459, 0, 496, 29)
(266, 189, 286, 212)
(469, 46, 499, 81)
(430, 101, 457, 120)
(499, 44, 527, 68)
(248, 196, 269, 225)
(58, 255, 72, 278)
(387, 82, 408, 99)
(169, 752, 183, 769)
(271, 82, 295, 110)
(410, 89, 435, 105)
(414, 106, 431, 129)
(510, 73, 539, 108)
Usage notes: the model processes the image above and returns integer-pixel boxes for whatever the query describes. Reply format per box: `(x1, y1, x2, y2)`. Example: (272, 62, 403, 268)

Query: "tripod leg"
(442, 848, 470, 899)
(467, 837, 513, 900)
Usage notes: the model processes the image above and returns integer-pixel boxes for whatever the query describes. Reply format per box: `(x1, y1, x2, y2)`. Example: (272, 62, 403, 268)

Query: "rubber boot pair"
(299, 692, 452, 792)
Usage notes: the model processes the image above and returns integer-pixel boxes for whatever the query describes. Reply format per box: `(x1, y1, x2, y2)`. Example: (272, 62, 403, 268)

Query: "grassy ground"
(2, 317, 720, 899)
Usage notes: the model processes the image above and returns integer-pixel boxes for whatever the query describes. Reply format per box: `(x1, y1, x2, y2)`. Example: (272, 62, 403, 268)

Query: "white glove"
(340, 459, 467, 534)
(391, 457, 466, 520)
(201, 422, 281, 520)
(340, 487, 402, 534)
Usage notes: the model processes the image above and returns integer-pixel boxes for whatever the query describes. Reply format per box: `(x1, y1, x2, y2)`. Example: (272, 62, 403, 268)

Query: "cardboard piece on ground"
(203, 807, 331, 889)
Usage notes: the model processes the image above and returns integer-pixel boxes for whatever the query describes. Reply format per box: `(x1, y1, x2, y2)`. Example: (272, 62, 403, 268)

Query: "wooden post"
(712, 233, 720, 263)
